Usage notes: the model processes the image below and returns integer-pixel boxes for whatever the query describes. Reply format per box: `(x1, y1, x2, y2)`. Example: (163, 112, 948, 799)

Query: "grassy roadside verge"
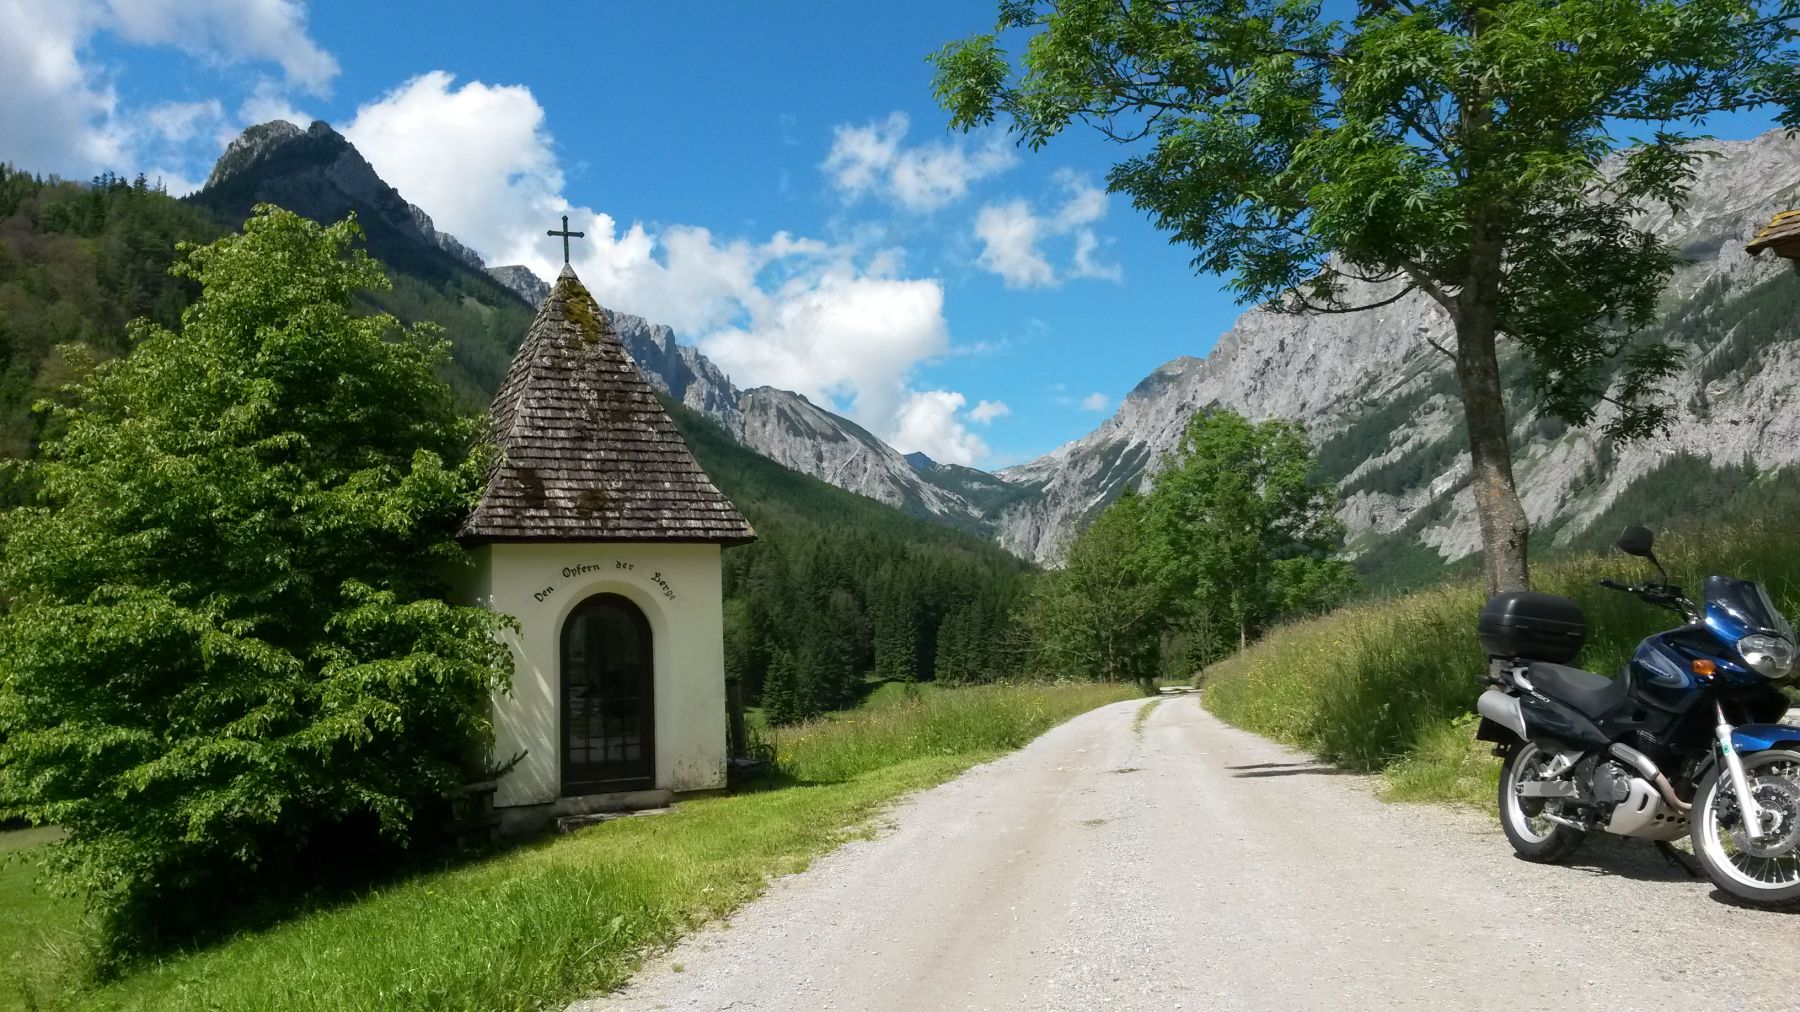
(1201, 524, 1800, 808)
(4, 681, 1133, 1011)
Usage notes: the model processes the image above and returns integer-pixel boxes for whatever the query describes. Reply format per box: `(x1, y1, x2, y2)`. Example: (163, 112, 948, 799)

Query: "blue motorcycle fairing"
(1629, 629, 1743, 713)
(1729, 724, 1800, 753)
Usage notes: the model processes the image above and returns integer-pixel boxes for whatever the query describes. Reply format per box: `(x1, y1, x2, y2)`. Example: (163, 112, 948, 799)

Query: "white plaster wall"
(467, 541, 728, 806)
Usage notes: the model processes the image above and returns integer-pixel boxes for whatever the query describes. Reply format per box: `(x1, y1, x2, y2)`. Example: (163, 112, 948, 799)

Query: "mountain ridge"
(994, 130, 1800, 573)
(195, 120, 1800, 579)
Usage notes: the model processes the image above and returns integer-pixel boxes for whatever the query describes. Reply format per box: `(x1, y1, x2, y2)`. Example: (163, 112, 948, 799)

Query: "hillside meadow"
(1202, 521, 1800, 807)
(0, 681, 1133, 1011)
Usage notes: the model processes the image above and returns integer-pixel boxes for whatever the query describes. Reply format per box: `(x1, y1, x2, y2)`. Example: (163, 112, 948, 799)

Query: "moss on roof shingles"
(459, 266, 756, 545)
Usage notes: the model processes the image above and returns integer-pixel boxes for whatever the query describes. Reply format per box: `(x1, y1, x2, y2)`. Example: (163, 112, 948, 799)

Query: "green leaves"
(0, 207, 511, 954)
(933, 0, 1799, 428)
(936, 0, 1799, 589)
(1021, 410, 1353, 682)
(1143, 411, 1355, 645)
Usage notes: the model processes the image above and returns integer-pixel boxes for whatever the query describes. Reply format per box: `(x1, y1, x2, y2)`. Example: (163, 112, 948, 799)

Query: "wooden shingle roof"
(1748, 209, 1800, 257)
(459, 267, 755, 545)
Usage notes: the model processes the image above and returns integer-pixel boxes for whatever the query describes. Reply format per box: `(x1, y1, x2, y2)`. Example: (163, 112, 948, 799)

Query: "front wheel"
(1691, 748, 1800, 907)
(1498, 741, 1586, 863)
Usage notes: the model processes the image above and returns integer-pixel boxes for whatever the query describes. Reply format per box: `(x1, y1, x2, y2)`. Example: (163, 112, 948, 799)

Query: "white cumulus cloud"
(892, 390, 991, 466)
(1081, 392, 1111, 412)
(973, 172, 1121, 288)
(700, 266, 950, 431)
(974, 199, 1056, 288)
(0, 0, 336, 180)
(345, 71, 566, 266)
(346, 74, 998, 462)
(822, 111, 1015, 213)
(107, 0, 337, 93)
(970, 399, 1010, 424)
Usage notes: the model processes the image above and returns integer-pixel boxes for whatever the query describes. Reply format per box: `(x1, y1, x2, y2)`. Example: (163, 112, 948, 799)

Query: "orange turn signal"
(1692, 659, 1717, 677)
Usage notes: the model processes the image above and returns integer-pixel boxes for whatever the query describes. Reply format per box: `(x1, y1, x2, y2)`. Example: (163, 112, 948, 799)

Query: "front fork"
(1716, 701, 1767, 841)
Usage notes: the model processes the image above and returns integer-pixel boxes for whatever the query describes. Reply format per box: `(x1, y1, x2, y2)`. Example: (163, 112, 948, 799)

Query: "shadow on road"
(1556, 840, 1800, 912)
(1226, 761, 1358, 778)
(1549, 836, 1694, 885)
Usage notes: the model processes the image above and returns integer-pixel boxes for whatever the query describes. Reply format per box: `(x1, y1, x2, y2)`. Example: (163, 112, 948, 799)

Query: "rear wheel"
(1498, 742, 1586, 863)
(1691, 749, 1800, 908)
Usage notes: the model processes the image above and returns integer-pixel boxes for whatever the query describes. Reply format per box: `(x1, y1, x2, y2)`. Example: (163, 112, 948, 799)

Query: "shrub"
(0, 208, 512, 955)
(1204, 520, 1800, 794)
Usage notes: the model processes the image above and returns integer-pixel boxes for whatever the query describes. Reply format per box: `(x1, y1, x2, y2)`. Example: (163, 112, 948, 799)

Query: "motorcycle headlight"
(1738, 633, 1797, 679)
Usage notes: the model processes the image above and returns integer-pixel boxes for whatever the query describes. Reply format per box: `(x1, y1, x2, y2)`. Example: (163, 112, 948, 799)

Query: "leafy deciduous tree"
(0, 207, 512, 951)
(1145, 411, 1357, 650)
(934, 0, 1800, 592)
(1023, 492, 1169, 689)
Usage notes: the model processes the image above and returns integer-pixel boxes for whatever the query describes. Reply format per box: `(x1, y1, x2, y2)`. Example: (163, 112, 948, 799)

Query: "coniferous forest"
(666, 400, 1034, 723)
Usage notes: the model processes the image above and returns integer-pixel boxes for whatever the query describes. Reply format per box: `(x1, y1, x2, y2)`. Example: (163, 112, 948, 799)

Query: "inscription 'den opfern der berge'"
(532, 560, 680, 604)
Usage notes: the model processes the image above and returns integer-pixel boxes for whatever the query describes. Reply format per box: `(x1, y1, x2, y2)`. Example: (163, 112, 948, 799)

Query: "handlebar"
(1596, 578, 1701, 622)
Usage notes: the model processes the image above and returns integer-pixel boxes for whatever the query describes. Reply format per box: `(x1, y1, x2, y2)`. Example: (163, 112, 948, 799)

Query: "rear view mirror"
(1617, 525, 1655, 558)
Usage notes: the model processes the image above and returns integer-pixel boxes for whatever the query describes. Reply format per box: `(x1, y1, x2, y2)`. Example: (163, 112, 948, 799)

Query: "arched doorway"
(560, 594, 655, 794)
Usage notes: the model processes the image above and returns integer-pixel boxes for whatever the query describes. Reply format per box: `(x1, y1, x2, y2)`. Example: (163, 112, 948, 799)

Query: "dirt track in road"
(582, 695, 1797, 1011)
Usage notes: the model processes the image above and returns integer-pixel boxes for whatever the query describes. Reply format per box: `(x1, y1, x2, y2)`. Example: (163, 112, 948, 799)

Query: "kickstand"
(1655, 840, 1701, 879)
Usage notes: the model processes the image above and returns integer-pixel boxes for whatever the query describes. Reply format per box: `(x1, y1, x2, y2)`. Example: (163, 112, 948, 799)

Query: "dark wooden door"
(561, 594, 655, 794)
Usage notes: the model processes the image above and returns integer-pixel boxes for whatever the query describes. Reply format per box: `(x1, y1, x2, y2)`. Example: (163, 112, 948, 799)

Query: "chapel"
(458, 264, 754, 833)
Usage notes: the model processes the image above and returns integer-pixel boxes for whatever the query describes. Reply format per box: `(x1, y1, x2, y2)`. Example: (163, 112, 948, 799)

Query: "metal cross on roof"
(548, 214, 585, 265)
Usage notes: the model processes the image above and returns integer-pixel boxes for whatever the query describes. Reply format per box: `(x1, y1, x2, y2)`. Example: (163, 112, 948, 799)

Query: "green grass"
(2, 827, 82, 1008)
(5, 682, 1131, 1011)
(1203, 521, 1800, 808)
(1132, 699, 1163, 735)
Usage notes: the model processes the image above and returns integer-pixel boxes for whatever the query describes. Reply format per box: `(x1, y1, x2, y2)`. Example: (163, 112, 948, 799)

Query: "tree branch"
(1282, 281, 1419, 315)
(1394, 257, 1459, 318)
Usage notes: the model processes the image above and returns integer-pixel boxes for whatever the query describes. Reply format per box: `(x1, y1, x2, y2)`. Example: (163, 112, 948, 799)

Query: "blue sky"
(1, 1, 1784, 467)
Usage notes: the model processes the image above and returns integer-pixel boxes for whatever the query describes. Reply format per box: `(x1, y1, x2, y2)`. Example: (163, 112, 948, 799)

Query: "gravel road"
(580, 695, 1798, 1011)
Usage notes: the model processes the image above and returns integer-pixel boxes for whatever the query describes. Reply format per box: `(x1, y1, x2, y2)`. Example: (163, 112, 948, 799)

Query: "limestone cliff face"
(606, 310, 744, 431)
(407, 203, 485, 270)
(734, 388, 983, 522)
(992, 130, 1800, 566)
(487, 264, 550, 306)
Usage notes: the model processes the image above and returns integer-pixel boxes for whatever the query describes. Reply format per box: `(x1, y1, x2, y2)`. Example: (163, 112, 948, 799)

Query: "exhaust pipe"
(1609, 742, 1690, 813)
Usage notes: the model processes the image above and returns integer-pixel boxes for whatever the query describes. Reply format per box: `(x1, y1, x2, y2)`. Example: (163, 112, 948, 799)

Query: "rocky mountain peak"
(182, 118, 1030, 542)
(489, 264, 551, 306)
(190, 119, 509, 297)
(202, 119, 308, 190)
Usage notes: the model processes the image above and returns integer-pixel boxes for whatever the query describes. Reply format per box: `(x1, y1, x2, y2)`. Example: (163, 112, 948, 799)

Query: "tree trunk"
(1454, 238, 1531, 595)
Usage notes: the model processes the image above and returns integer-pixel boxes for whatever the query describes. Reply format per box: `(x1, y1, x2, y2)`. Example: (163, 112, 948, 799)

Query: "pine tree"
(761, 648, 800, 726)
(874, 591, 920, 683)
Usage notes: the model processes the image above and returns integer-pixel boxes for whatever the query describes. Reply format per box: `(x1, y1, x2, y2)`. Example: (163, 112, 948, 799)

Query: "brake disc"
(1739, 775, 1800, 860)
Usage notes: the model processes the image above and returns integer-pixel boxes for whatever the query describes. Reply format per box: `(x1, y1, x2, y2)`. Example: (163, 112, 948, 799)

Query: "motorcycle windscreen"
(1704, 575, 1795, 641)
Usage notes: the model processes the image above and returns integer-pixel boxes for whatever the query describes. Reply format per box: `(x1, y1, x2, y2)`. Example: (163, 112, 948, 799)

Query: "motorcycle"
(1475, 525, 1800, 906)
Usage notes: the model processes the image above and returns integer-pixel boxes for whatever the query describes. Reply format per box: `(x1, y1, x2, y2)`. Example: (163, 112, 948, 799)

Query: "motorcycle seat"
(1527, 661, 1629, 718)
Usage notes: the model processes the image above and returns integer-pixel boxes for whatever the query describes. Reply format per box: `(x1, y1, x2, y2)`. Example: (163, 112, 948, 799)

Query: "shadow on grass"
(78, 802, 663, 983)
(728, 769, 837, 793)
(83, 766, 850, 987)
